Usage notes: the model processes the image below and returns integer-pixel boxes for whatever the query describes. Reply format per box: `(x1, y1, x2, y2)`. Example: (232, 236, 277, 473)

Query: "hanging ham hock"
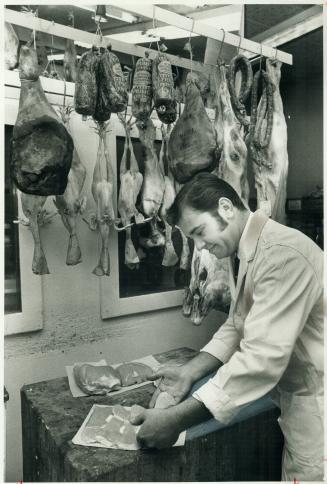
(11, 45, 73, 196)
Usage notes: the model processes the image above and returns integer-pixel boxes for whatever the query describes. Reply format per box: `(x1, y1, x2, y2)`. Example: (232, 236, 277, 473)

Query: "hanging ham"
(250, 59, 288, 224)
(132, 53, 153, 125)
(74, 46, 99, 117)
(11, 45, 73, 196)
(168, 72, 218, 183)
(5, 22, 19, 70)
(152, 52, 176, 124)
(117, 118, 144, 269)
(54, 113, 87, 265)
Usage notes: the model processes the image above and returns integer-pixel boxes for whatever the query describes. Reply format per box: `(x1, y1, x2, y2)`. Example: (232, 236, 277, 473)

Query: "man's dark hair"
(167, 172, 246, 226)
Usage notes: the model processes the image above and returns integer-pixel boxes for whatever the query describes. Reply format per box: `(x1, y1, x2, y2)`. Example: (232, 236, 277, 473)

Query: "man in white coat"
(130, 173, 324, 481)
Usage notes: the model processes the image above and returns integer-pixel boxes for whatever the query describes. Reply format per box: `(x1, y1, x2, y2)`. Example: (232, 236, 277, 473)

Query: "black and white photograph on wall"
(2, 1, 325, 482)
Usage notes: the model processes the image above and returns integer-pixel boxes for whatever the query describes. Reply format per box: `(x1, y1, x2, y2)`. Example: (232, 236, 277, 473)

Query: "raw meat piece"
(21, 193, 50, 275)
(132, 53, 153, 124)
(74, 47, 99, 116)
(11, 45, 73, 196)
(251, 60, 288, 224)
(159, 124, 179, 267)
(54, 116, 87, 265)
(152, 52, 176, 124)
(116, 362, 154, 386)
(154, 391, 176, 409)
(73, 364, 121, 395)
(168, 72, 218, 183)
(64, 39, 78, 82)
(97, 414, 139, 450)
(183, 247, 230, 324)
(117, 117, 144, 269)
(5, 22, 19, 70)
(89, 123, 116, 276)
(112, 405, 130, 420)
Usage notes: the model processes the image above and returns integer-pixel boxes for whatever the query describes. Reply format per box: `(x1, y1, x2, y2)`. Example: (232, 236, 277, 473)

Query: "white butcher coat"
(193, 210, 324, 481)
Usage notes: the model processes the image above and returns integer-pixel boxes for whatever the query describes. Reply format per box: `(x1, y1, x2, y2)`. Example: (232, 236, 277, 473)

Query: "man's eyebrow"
(189, 224, 203, 236)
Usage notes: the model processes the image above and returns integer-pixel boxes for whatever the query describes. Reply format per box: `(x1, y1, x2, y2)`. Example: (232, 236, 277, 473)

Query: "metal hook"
(217, 28, 226, 63)
(274, 47, 278, 61)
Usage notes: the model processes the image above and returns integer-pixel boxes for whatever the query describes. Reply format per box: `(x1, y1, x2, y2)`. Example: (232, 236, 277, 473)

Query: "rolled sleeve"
(200, 316, 240, 364)
(194, 245, 321, 424)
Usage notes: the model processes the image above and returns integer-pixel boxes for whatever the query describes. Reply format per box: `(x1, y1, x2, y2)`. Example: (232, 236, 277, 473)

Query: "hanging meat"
(117, 117, 144, 269)
(5, 22, 19, 70)
(159, 124, 179, 266)
(132, 52, 153, 125)
(227, 54, 253, 126)
(168, 72, 218, 183)
(11, 45, 73, 196)
(250, 59, 288, 224)
(213, 62, 250, 203)
(20, 193, 50, 275)
(152, 51, 177, 124)
(84, 123, 115, 276)
(64, 39, 78, 82)
(183, 247, 230, 325)
(54, 111, 87, 265)
(74, 46, 99, 117)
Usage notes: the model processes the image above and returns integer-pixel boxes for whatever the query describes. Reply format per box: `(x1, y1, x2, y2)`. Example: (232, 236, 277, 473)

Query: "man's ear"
(217, 197, 234, 223)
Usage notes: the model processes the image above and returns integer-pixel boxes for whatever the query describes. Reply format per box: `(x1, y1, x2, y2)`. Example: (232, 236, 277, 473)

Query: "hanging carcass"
(249, 59, 288, 224)
(11, 45, 73, 196)
(116, 116, 144, 269)
(54, 107, 87, 265)
(168, 72, 218, 183)
(84, 122, 115, 276)
(137, 118, 165, 248)
(159, 124, 179, 267)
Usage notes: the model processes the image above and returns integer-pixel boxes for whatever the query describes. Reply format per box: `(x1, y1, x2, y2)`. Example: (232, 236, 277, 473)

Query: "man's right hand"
(148, 365, 193, 408)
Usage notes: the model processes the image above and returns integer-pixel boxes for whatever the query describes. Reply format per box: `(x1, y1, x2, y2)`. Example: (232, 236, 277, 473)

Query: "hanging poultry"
(54, 108, 87, 265)
(11, 45, 73, 196)
(168, 72, 218, 183)
(137, 118, 165, 248)
(159, 124, 179, 267)
(250, 59, 288, 224)
(84, 122, 115, 276)
(117, 116, 144, 269)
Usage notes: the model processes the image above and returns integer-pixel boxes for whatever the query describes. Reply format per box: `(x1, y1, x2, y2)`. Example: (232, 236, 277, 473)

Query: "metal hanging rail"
(124, 4, 293, 65)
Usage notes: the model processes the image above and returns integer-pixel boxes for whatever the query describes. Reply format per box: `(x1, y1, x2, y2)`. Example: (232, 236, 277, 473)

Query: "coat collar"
(238, 209, 269, 262)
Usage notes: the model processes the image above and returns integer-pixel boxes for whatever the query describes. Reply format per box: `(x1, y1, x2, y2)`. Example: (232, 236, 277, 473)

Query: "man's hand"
(130, 406, 181, 449)
(148, 364, 193, 408)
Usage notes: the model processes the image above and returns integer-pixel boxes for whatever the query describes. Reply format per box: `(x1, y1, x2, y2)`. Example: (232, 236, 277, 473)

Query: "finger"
(147, 369, 166, 381)
(149, 387, 161, 409)
(129, 406, 145, 425)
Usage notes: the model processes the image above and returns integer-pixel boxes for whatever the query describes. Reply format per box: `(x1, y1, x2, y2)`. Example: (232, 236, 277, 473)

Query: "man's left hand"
(130, 405, 181, 449)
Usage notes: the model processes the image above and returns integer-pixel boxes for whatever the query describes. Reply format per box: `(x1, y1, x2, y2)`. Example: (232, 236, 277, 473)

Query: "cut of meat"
(116, 362, 154, 386)
(74, 47, 99, 117)
(168, 73, 218, 183)
(152, 52, 176, 124)
(11, 45, 73, 196)
(132, 53, 153, 124)
(73, 364, 122, 395)
(5, 22, 19, 70)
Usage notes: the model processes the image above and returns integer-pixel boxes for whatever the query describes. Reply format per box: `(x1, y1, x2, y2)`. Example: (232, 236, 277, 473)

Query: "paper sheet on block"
(66, 355, 160, 398)
(72, 404, 186, 450)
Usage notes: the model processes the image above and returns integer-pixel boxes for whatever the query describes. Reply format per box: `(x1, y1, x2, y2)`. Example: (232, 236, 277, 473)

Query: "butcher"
(130, 172, 324, 482)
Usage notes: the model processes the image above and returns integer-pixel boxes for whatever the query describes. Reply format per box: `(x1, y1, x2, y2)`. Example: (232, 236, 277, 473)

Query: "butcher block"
(21, 347, 283, 481)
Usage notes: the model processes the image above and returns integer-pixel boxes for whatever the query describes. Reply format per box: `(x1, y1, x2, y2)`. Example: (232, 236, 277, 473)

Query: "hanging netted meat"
(74, 46, 99, 117)
(159, 124, 179, 267)
(132, 52, 153, 125)
(183, 247, 230, 325)
(227, 54, 253, 126)
(168, 73, 218, 184)
(20, 193, 50, 275)
(152, 51, 177, 124)
(64, 39, 78, 82)
(54, 109, 87, 265)
(11, 45, 73, 196)
(5, 22, 19, 70)
(116, 117, 144, 269)
(84, 122, 115, 276)
(250, 59, 288, 224)
(213, 62, 249, 203)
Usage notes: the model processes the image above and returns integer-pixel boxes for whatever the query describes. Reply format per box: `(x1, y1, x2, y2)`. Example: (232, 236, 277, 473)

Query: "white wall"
(4, 90, 225, 482)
